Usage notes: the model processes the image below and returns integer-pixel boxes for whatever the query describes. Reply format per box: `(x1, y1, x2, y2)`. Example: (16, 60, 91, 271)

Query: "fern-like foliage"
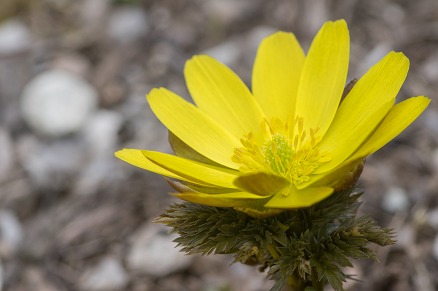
(155, 189, 394, 291)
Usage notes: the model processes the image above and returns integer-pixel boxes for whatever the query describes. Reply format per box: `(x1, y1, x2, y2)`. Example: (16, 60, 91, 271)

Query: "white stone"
(17, 136, 85, 189)
(381, 187, 410, 213)
(127, 224, 192, 277)
(0, 259, 3, 290)
(431, 148, 438, 173)
(0, 210, 23, 256)
(355, 44, 392, 77)
(0, 128, 14, 182)
(21, 70, 98, 137)
(428, 208, 438, 229)
(203, 41, 240, 67)
(82, 110, 123, 154)
(422, 53, 438, 83)
(433, 234, 438, 260)
(73, 110, 123, 196)
(80, 257, 129, 291)
(107, 7, 149, 44)
(0, 19, 31, 55)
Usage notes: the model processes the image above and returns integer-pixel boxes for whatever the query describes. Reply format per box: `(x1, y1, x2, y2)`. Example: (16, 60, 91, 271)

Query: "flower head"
(116, 20, 429, 215)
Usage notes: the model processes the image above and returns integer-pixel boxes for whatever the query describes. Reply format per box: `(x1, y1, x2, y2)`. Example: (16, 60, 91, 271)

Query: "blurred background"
(0, 0, 437, 290)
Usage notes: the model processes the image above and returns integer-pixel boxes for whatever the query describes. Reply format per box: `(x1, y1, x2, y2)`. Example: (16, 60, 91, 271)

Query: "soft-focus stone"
(82, 110, 123, 155)
(433, 234, 438, 260)
(17, 135, 85, 190)
(0, 210, 23, 257)
(355, 44, 392, 77)
(431, 148, 438, 173)
(0, 128, 14, 182)
(107, 7, 149, 44)
(422, 53, 438, 83)
(80, 256, 129, 291)
(73, 110, 123, 196)
(203, 41, 241, 67)
(126, 224, 192, 277)
(0, 19, 30, 55)
(0, 259, 3, 290)
(394, 225, 414, 249)
(428, 208, 438, 229)
(381, 187, 410, 213)
(21, 70, 98, 137)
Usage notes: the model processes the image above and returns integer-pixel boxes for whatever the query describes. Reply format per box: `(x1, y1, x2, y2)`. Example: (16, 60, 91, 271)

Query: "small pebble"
(126, 224, 192, 277)
(21, 70, 98, 137)
(0, 210, 23, 257)
(107, 7, 149, 44)
(203, 41, 241, 67)
(0, 128, 14, 182)
(0, 19, 30, 55)
(381, 187, 410, 213)
(80, 257, 129, 291)
(433, 234, 438, 260)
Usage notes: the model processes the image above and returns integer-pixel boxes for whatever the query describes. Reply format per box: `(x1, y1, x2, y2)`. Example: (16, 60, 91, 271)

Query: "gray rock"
(73, 110, 123, 196)
(422, 53, 438, 83)
(17, 135, 85, 190)
(203, 41, 241, 67)
(0, 19, 31, 55)
(355, 44, 392, 77)
(427, 208, 438, 229)
(21, 70, 98, 137)
(433, 234, 438, 260)
(107, 7, 149, 44)
(126, 224, 192, 277)
(0, 210, 23, 257)
(0, 128, 14, 182)
(381, 187, 410, 213)
(82, 110, 123, 155)
(80, 256, 129, 291)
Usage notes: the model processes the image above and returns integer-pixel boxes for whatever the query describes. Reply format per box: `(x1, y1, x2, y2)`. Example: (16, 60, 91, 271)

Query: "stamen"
(232, 117, 331, 187)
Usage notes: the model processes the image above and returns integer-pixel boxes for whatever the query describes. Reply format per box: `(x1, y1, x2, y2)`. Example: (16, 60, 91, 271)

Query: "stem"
(311, 267, 324, 291)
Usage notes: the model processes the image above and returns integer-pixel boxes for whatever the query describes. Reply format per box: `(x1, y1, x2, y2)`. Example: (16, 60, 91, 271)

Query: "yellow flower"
(115, 20, 429, 214)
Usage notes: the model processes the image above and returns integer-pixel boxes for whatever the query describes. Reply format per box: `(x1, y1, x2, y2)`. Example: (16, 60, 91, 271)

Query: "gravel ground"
(0, 0, 437, 290)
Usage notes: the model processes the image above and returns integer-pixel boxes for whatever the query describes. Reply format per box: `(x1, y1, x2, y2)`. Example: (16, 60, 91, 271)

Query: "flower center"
(232, 117, 331, 186)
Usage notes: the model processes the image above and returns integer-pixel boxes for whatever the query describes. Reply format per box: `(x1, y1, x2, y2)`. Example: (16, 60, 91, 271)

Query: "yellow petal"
(295, 20, 349, 137)
(252, 32, 305, 121)
(233, 172, 290, 196)
(147, 88, 240, 169)
(349, 96, 430, 160)
(115, 149, 210, 186)
(143, 150, 239, 189)
(166, 179, 237, 194)
(265, 187, 333, 208)
(298, 158, 364, 191)
(168, 132, 220, 166)
(185, 55, 265, 139)
(173, 191, 269, 208)
(316, 52, 409, 173)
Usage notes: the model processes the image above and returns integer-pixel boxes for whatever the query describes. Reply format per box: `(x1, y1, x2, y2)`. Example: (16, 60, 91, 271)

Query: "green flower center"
(232, 117, 331, 186)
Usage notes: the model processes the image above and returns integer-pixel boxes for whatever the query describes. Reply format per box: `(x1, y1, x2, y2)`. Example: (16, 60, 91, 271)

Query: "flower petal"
(316, 52, 409, 173)
(168, 132, 220, 166)
(173, 191, 270, 208)
(115, 149, 210, 186)
(252, 32, 305, 121)
(143, 150, 239, 189)
(295, 20, 349, 137)
(265, 187, 333, 208)
(348, 96, 430, 160)
(185, 55, 265, 139)
(147, 88, 241, 169)
(298, 158, 365, 191)
(233, 172, 290, 196)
